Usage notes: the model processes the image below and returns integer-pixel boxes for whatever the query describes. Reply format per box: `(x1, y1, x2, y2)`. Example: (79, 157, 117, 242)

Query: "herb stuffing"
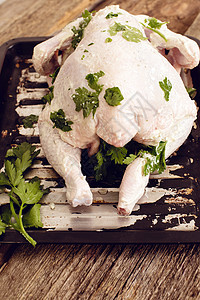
(0, 143, 47, 246)
(50, 109, 73, 132)
(91, 140, 166, 181)
(159, 77, 172, 101)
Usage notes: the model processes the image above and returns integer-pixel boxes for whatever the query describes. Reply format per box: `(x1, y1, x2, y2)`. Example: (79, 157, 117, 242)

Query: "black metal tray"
(0, 37, 200, 244)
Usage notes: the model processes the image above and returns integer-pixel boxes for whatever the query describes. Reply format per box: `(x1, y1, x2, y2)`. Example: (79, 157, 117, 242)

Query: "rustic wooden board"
(0, 243, 200, 299)
(0, 2, 200, 299)
(0, 0, 200, 45)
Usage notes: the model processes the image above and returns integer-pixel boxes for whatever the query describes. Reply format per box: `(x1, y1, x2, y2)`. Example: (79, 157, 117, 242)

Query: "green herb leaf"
(141, 141, 166, 175)
(159, 77, 172, 101)
(122, 26, 147, 42)
(22, 115, 39, 129)
(106, 12, 122, 19)
(42, 86, 54, 105)
(186, 87, 197, 99)
(105, 37, 112, 43)
(23, 204, 43, 228)
(123, 154, 137, 164)
(7, 142, 40, 162)
(0, 172, 10, 187)
(108, 22, 147, 42)
(72, 87, 99, 118)
(85, 71, 105, 93)
(72, 71, 105, 118)
(1, 205, 12, 225)
(108, 22, 126, 36)
(71, 10, 93, 49)
(104, 87, 124, 106)
(49, 67, 60, 84)
(106, 145, 127, 164)
(140, 18, 168, 42)
(0, 218, 7, 235)
(144, 17, 168, 29)
(50, 109, 73, 132)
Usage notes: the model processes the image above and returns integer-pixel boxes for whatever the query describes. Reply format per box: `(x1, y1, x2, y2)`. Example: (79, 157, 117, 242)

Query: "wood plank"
(0, 0, 102, 45)
(0, 244, 200, 299)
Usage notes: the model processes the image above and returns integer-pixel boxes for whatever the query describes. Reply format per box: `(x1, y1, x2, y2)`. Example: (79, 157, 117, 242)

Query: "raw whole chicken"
(32, 5, 200, 215)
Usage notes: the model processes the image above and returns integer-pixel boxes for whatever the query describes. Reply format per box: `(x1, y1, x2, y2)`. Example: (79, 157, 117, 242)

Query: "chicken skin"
(32, 5, 199, 215)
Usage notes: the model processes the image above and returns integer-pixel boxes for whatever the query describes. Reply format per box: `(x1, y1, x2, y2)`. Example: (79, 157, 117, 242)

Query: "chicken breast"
(33, 5, 199, 215)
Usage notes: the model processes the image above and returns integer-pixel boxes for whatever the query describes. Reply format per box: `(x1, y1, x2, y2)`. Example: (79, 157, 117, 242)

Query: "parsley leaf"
(141, 17, 168, 42)
(93, 140, 127, 181)
(108, 22, 126, 36)
(186, 87, 197, 99)
(72, 87, 99, 118)
(159, 77, 172, 101)
(104, 87, 124, 106)
(0, 217, 7, 236)
(142, 141, 166, 175)
(23, 204, 43, 228)
(106, 145, 127, 164)
(105, 37, 112, 43)
(42, 86, 54, 105)
(85, 71, 105, 93)
(123, 154, 137, 164)
(145, 17, 167, 29)
(42, 68, 60, 105)
(106, 12, 122, 19)
(123, 141, 167, 176)
(72, 71, 105, 118)
(71, 10, 93, 49)
(108, 22, 147, 42)
(50, 109, 73, 132)
(49, 67, 60, 84)
(22, 114, 39, 129)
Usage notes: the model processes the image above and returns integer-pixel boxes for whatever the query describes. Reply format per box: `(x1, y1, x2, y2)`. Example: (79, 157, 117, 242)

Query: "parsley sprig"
(123, 141, 166, 175)
(159, 77, 172, 101)
(92, 140, 166, 181)
(72, 71, 105, 118)
(22, 114, 39, 128)
(50, 109, 73, 132)
(0, 143, 46, 246)
(140, 17, 168, 42)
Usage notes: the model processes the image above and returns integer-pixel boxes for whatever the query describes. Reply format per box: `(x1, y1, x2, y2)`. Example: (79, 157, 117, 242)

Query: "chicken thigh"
(33, 5, 199, 215)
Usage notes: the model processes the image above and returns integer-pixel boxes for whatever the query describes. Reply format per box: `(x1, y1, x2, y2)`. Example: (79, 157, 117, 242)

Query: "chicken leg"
(38, 115, 93, 207)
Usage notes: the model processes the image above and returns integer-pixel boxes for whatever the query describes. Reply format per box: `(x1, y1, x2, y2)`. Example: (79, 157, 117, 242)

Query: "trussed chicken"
(33, 5, 199, 215)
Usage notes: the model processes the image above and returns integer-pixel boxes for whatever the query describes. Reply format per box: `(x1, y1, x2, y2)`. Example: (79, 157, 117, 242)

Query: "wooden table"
(0, 0, 200, 299)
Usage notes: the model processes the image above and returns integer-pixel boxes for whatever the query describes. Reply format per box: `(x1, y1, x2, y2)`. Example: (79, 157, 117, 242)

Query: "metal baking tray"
(0, 37, 200, 244)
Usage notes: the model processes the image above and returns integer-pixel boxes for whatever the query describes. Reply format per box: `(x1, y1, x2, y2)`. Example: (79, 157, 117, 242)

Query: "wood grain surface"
(0, 0, 200, 299)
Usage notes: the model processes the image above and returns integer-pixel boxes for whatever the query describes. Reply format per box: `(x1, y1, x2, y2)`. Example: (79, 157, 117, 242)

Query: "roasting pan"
(0, 37, 200, 244)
